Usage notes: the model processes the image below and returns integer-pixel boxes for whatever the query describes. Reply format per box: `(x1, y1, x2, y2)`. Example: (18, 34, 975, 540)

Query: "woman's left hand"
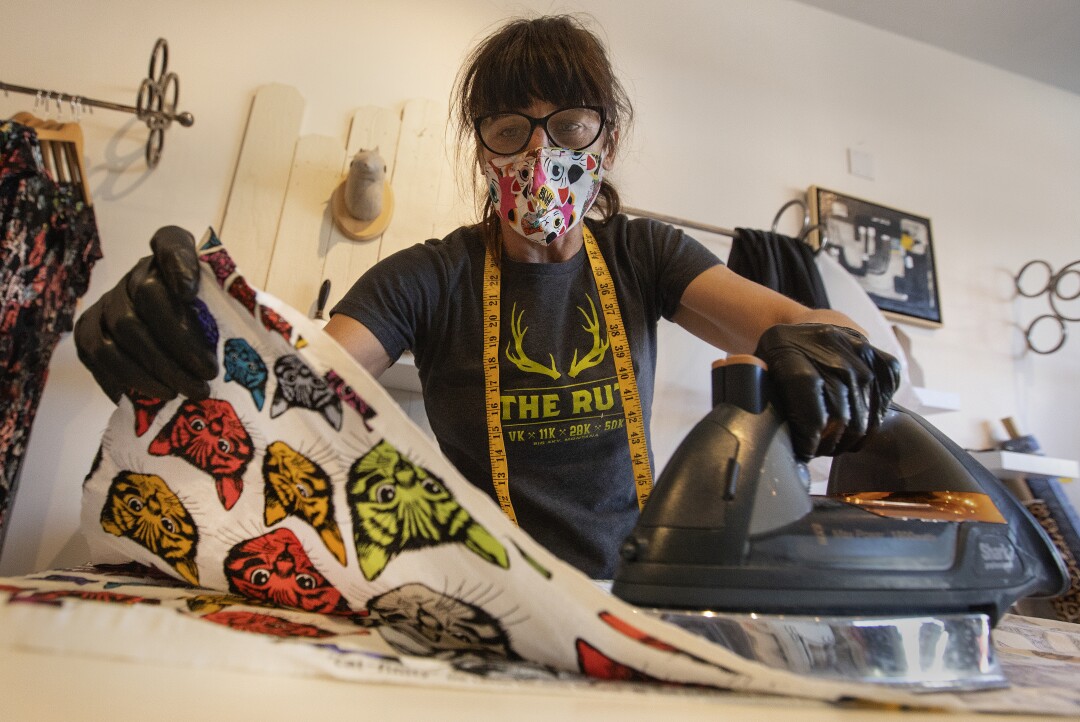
(754, 323, 901, 460)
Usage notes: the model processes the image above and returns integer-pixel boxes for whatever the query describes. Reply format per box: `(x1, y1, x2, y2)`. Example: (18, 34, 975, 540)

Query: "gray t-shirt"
(332, 214, 721, 577)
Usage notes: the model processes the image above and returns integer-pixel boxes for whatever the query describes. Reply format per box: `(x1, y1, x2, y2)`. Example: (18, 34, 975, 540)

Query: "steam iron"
(612, 356, 1069, 691)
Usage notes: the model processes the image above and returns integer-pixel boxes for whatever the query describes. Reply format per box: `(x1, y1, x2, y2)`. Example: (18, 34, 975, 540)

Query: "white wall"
(2, 0, 1078, 574)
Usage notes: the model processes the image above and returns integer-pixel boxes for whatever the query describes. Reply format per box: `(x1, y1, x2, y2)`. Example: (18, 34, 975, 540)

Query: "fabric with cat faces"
(332, 216, 721, 577)
(0, 121, 101, 553)
(79, 233, 917, 701)
(84, 231, 514, 599)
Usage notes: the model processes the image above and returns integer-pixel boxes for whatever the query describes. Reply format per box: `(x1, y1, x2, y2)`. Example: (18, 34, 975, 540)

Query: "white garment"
(815, 251, 920, 409)
(807, 252, 921, 486)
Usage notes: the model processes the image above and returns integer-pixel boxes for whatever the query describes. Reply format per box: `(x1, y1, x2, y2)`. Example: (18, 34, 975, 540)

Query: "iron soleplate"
(649, 607, 1005, 692)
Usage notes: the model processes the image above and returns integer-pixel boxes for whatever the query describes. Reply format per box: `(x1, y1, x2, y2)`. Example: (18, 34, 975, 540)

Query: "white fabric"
(816, 251, 920, 409)
(81, 229, 884, 702)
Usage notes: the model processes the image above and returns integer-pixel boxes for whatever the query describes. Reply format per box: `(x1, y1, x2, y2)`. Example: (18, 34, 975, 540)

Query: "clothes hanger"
(12, 111, 92, 206)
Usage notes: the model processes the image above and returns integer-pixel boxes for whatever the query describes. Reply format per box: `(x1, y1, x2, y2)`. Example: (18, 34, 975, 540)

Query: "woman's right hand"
(74, 226, 218, 403)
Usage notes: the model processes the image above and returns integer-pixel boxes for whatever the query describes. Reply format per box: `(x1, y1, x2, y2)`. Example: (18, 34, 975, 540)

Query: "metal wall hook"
(1015, 259, 1055, 297)
(799, 222, 829, 255)
(1025, 314, 1067, 355)
(0, 38, 194, 167)
(771, 198, 809, 234)
(1015, 257, 1078, 354)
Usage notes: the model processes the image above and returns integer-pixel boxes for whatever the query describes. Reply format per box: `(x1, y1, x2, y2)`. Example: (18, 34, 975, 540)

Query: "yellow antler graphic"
(506, 304, 561, 380)
(569, 295, 610, 378)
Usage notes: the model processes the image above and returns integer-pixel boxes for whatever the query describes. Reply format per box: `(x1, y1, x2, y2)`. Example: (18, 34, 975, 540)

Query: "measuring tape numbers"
(482, 225, 653, 523)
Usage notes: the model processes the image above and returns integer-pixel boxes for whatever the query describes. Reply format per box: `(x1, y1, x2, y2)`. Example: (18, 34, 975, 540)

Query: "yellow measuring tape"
(482, 225, 653, 524)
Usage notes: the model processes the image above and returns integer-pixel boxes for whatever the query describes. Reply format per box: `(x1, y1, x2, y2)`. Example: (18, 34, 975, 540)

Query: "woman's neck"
(499, 221, 585, 263)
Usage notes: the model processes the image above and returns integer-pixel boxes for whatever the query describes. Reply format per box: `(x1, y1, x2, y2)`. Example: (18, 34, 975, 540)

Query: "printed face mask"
(483, 147, 604, 245)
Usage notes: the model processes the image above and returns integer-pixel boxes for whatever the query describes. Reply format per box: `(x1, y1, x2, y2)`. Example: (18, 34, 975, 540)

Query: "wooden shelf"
(969, 450, 1079, 480)
(912, 386, 961, 414)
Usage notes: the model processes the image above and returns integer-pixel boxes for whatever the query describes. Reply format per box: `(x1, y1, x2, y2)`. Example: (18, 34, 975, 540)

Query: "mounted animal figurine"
(331, 146, 395, 242)
(344, 148, 386, 221)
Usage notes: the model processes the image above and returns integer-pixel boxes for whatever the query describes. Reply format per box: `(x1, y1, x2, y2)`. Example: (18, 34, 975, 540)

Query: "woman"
(75, 15, 899, 578)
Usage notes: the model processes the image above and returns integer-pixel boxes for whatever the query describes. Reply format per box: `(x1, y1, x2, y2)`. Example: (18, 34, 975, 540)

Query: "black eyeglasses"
(474, 106, 606, 156)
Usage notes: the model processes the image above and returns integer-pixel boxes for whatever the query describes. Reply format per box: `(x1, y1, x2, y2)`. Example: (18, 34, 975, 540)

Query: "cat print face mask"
(483, 146, 604, 245)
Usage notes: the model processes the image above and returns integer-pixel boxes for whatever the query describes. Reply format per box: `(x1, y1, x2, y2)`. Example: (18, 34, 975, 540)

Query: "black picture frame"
(809, 186, 942, 328)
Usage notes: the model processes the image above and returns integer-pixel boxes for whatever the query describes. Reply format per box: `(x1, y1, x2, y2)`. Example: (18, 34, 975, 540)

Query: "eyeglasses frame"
(473, 105, 607, 156)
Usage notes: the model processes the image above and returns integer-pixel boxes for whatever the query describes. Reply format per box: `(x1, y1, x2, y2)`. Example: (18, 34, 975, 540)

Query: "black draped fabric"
(0, 120, 102, 551)
(727, 227, 830, 309)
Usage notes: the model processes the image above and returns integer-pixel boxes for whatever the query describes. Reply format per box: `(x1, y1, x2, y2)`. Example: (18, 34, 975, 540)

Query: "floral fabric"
(0, 120, 101, 550)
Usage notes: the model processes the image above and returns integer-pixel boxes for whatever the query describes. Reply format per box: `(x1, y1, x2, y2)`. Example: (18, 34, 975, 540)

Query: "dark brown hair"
(451, 14, 634, 258)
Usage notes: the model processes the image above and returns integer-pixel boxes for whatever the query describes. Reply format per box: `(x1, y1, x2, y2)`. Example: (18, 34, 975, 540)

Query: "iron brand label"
(976, 535, 1017, 575)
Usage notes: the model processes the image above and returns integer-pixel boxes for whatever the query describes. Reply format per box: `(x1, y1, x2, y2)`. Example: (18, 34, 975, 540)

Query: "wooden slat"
(320, 105, 402, 311)
(431, 143, 473, 241)
(219, 84, 305, 287)
(429, 122, 473, 240)
(264, 134, 346, 315)
(377, 98, 445, 260)
(217, 91, 466, 317)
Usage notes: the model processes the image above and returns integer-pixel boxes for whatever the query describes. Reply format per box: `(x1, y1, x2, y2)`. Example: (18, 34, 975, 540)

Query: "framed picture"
(809, 186, 942, 328)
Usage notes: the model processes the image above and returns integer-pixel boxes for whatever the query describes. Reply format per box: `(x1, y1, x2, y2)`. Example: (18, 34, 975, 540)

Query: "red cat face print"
(147, 398, 254, 510)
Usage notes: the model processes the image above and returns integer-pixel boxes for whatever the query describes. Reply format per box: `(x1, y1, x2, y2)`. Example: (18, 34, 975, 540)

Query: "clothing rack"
(625, 199, 827, 253)
(623, 206, 738, 237)
(0, 38, 193, 168)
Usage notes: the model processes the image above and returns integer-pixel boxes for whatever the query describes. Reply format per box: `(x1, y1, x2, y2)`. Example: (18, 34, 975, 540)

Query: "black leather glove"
(755, 323, 901, 460)
(74, 226, 218, 403)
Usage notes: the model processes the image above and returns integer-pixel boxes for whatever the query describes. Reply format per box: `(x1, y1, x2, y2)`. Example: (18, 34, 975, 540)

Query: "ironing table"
(10, 236, 1075, 719)
(2, 567, 1078, 721)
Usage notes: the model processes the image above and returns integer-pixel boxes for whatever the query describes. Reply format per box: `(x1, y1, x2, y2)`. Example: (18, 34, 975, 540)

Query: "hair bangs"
(468, 24, 608, 116)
